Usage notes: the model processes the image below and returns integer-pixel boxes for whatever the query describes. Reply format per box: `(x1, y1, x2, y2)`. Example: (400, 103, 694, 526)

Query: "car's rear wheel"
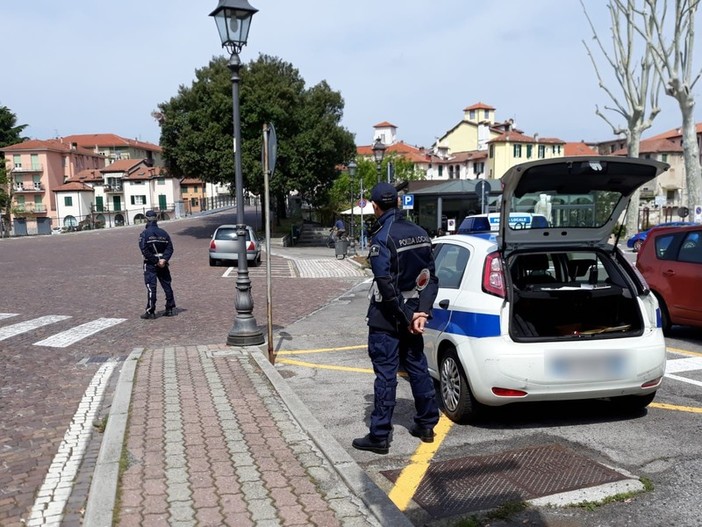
(439, 347, 480, 423)
(209, 257, 217, 267)
(611, 392, 656, 412)
(654, 293, 672, 334)
(251, 254, 261, 267)
(633, 239, 643, 252)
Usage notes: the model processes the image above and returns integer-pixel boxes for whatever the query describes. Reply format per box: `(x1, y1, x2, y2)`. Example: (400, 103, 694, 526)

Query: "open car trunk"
(508, 249, 644, 341)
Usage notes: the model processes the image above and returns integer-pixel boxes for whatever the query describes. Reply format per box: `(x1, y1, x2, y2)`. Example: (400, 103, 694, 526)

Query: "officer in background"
(138, 210, 176, 319)
(352, 182, 440, 455)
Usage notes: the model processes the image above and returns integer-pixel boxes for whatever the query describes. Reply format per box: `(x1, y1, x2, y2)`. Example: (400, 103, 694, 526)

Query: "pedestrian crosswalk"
(220, 258, 367, 279)
(0, 313, 127, 348)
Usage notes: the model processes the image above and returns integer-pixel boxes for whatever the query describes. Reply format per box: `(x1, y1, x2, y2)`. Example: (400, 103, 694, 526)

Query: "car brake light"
(492, 387, 527, 397)
(247, 241, 254, 251)
(209, 240, 216, 249)
(483, 252, 505, 297)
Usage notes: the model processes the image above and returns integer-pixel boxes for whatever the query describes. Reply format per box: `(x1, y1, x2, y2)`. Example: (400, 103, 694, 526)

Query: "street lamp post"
(210, 0, 264, 346)
(372, 139, 386, 183)
(348, 160, 357, 250)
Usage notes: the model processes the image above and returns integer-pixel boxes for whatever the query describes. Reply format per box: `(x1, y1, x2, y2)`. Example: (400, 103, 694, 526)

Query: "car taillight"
(209, 240, 216, 249)
(247, 241, 254, 251)
(492, 387, 527, 397)
(483, 252, 505, 298)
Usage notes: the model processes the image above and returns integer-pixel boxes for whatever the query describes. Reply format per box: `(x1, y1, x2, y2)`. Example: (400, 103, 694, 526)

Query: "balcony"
(13, 184, 44, 193)
(13, 203, 47, 214)
(12, 165, 43, 173)
(104, 185, 123, 193)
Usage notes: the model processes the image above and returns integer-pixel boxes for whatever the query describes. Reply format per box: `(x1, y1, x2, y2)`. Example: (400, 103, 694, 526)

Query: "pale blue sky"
(4, 1, 700, 148)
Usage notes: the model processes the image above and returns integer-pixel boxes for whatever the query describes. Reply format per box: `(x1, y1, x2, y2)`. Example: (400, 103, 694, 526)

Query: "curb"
(250, 349, 413, 527)
(83, 347, 143, 527)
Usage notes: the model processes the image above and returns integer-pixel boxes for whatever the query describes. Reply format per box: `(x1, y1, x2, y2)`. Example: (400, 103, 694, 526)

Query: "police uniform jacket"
(367, 208, 439, 333)
(139, 222, 174, 265)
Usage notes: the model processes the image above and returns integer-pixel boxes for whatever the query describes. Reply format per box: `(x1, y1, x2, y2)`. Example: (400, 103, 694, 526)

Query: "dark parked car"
(209, 225, 261, 267)
(636, 224, 702, 333)
(626, 221, 695, 251)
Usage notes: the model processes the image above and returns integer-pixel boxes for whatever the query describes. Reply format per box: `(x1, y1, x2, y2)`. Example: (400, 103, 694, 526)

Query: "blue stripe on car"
(428, 309, 501, 337)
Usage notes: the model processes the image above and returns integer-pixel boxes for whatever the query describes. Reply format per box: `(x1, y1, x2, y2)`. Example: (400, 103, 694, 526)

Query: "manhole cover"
(381, 443, 627, 518)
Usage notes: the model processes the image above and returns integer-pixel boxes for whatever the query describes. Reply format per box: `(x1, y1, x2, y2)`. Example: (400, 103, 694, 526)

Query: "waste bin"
(335, 238, 348, 259)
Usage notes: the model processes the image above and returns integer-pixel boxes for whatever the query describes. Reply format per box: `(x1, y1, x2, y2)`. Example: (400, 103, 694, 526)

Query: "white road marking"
(665, 356, 702, 373)
(665, 373, 702, 388)
(27, 361, 117, 526)
(0, 315, 71, 341)
(34, 318, 127, 348)
(0, 313, 19, 321)
(664, 357, 702, 388)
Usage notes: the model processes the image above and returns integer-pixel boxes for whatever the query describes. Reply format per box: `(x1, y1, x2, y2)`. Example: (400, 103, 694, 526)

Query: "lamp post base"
(227, 319, 266, 347)
(226, 316, 265, 346)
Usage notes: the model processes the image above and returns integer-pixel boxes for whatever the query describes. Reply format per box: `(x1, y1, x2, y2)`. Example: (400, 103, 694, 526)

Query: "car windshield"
(507, 190, 624, 230)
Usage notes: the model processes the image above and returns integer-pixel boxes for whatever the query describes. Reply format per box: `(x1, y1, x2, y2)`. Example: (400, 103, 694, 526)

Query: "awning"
(340, 202, 375, 215)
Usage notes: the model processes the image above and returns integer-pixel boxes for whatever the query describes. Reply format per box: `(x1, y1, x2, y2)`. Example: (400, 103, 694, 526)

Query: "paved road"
(0, 208, 367, 526)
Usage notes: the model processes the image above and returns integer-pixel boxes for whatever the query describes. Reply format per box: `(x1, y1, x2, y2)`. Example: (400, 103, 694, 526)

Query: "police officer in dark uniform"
(352, 182, 440, 455)
(138, 210, 176, 319)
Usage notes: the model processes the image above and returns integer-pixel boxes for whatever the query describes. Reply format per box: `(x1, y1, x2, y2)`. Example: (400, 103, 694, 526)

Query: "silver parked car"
(209, 225, 261, 267)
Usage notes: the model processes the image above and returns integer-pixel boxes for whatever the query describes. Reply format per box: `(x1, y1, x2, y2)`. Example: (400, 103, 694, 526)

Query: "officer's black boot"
(140, 310, 156, 320)
(352, 434, 389, 455)
(164, 308, 176, 317)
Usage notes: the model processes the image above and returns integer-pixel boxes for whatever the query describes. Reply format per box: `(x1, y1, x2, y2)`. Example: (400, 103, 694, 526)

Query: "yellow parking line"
(276, 345, 366, 355)
(667, 346, 702, 358)
(650, 402, 702, 414)
(388, 415, 454, 511)
(276, 357, 373, 374)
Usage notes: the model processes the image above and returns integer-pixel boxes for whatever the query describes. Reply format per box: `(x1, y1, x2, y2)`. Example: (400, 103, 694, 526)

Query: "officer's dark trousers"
(367, 329, 439, 439)
(143, 262, 175, 313)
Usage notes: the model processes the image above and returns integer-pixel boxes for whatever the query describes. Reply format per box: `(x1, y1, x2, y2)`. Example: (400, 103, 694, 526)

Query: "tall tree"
(582, 0, 662, 236)
(155, 54, 355, 221)
(639, 0, 702, 211)
(0, 105, 28, 236)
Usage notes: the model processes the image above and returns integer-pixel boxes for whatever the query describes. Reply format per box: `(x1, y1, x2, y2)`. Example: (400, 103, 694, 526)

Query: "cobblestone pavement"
(0, 210, 380, 527)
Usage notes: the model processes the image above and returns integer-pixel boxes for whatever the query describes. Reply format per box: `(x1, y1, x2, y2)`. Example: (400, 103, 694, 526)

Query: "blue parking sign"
(403, 194, 414, 210)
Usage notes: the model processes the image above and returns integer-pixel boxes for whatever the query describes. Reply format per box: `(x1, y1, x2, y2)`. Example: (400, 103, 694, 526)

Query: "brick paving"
(105, 345, 387, 526)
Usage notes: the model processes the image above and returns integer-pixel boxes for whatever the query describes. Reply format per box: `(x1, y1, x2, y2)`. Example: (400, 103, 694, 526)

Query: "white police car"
(424, 156, 669, 422)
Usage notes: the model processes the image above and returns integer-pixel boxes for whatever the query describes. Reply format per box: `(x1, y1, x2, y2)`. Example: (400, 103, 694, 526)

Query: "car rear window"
(654, 234, 677, 260)
(434, 243, 470, 289)
(215, 228, 251, 241)
(677, 232, 702, 263)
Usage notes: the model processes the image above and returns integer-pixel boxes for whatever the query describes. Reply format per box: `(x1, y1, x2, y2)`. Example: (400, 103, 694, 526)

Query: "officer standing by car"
(139, 210, 176, 319)
(352, 182, 440, 455)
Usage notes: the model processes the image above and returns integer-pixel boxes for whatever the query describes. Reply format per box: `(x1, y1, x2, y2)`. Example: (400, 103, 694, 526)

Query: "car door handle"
(439, 299, 450, 310)
(662, 269, 676, 277)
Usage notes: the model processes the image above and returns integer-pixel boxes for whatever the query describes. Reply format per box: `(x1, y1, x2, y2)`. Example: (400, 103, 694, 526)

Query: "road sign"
(402, 194, 414, 210)
(267, 123, 277, 174)
(358, 199, 367, 208)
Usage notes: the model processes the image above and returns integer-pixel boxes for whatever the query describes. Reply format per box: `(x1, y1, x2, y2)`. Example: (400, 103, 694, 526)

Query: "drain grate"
(381, 443, 628, 518)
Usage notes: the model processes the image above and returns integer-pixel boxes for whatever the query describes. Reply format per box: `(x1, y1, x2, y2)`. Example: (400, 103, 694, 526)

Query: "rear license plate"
(546, 351, 628, 381)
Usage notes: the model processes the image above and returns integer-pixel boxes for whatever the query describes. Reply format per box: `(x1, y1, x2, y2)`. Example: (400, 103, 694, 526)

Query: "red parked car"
(636, 224, 702, 333)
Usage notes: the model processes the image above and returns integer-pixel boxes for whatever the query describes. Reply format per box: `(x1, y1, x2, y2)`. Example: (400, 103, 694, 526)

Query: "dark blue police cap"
(370, 182, 398, 208)
(145, 210, 158, 221)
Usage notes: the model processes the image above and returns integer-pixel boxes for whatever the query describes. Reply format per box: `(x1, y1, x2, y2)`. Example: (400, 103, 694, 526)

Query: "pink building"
(1, 139, 106, 234)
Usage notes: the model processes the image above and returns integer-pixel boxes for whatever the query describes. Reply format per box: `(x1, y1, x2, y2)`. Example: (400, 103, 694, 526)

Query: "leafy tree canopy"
(155, 54, 356, 218)
(0, 105, 28, 150)
(329, 154, 422, 214)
